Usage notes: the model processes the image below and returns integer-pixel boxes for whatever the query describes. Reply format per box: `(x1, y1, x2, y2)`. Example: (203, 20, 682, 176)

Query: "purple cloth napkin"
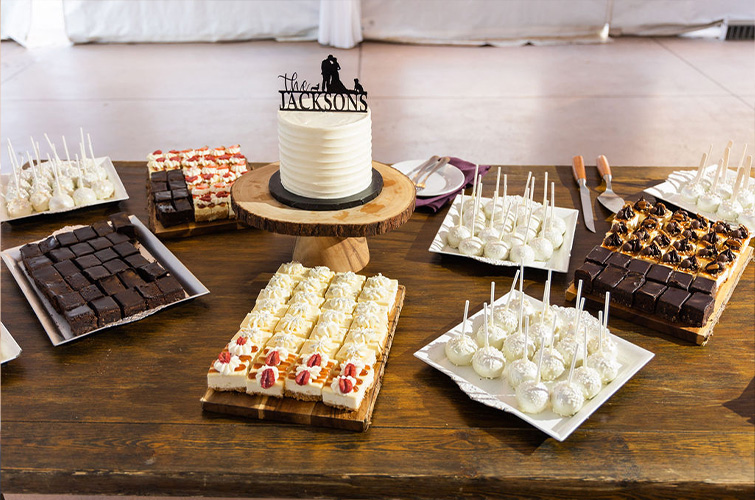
(415, 157, 491, 212)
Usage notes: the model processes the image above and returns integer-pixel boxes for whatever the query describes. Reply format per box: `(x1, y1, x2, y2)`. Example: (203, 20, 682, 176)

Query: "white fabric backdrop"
(1, 0, 31, 43)
(318, 0, 362, 49)
(611, 0, 755, 36)
(62, 0, 320, 43)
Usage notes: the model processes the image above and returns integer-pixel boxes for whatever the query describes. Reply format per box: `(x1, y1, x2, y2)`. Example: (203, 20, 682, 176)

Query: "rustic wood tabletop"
(2, 162, 753, 499)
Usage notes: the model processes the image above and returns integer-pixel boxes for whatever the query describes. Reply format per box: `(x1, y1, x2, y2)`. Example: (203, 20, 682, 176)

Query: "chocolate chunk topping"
(701, 231, 719, 245)
(622, 238, 643, 254)
(716, 248, 736, 263)
(640, 217, 660, 231)
(704, 261, 725, 276)
(610, 220, 629, 235)
(652, 233, 671, 248)
(640, 243, 662, 259)
(696, 245, 717, 259)
(713, 221, 731, 234)
(615, 205, 636, 221)
(678, 256, 700, 273)
(633, 197, 653, 213)
(723, 238, 742, 252)
(728, 225, 750, 240)
(603, 232, 624, 249)
(649, 202, 669, 217)
(662, 248, 681, 265)
(634, 228, 651, 242)
(664, 221, 682, 236)
(673, 238, 694, 254)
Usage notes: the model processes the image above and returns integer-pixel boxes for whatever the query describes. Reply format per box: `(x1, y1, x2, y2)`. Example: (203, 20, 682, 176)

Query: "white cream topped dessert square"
(207, 351, 249, 392)
(294, 278, 330, 295)
(308, 321, 349, 343)
(305, 266, 335, 284)
(284, 302, 321, 322)
(321, 297, 357, 314)
(251, 298, 289, 317)
(274, 314, 314, 337)
(321, 359, 376, 411)
(240, 310, 280, 332)
(289, 291, 326, 308)
(276, 261, 310, 279)
(324, 283, 360, 300)
(246, 345, 299, 397)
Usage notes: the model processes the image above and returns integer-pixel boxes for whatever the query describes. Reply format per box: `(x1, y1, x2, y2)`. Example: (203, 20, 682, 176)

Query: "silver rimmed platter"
(414, 291, 654, 441)
(1, 215, 209, 345)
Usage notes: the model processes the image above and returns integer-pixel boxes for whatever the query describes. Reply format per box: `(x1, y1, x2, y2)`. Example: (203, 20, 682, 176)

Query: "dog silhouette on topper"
(278, 56, 368, 112)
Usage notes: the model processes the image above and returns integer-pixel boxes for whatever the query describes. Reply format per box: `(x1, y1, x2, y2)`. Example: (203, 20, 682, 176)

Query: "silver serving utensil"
(596, 155, 624, 213)
(416, 156, 450, 192)
(409, 156, 440, 186)
(572, 155, 595, 232)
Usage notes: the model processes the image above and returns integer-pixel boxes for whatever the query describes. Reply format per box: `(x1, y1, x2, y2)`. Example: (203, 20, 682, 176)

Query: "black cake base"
(269, 169, 383, 211)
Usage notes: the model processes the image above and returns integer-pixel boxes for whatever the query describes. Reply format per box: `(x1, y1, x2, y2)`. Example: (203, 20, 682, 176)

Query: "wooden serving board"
(200, 285, 406, 431)
(145, 167, 256, 239)
(565, 245, 753, 345)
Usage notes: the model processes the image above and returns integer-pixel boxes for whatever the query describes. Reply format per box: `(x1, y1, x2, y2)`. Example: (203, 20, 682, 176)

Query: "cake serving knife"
(572, 155, 596, 232)
(596, 155, 624, 213)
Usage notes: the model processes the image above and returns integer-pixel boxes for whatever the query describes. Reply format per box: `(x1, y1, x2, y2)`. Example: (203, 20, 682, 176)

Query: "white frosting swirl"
(213, 354, 242, 375)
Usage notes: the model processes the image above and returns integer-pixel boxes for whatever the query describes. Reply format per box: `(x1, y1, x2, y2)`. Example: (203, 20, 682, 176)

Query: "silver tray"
(1, 215, 210, 345)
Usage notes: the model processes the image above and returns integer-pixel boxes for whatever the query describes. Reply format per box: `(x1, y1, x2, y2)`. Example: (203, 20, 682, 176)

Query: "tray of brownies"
(567, 198, 752, 345)
(2, 213, 209, 345)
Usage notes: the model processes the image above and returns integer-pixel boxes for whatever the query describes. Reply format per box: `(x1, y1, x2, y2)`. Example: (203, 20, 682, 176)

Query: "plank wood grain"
(1, 162, 753, 499)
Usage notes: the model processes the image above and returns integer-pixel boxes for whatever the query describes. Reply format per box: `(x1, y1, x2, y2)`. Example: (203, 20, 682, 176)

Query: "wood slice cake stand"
(231, 162, 416, 272)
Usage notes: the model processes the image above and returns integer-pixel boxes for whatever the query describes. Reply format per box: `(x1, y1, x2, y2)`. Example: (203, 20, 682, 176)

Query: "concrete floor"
(1, 37, 753, 173)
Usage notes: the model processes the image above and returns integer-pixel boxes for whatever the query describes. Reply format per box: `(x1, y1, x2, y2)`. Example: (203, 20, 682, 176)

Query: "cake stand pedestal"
(231, 162, 416, 272)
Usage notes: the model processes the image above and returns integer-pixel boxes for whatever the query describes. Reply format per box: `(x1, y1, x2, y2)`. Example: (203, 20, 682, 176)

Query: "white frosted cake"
(277, 109, 373, 199)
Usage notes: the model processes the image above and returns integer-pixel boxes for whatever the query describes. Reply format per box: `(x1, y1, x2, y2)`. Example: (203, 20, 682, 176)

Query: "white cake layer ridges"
(278, 109, 373, 199)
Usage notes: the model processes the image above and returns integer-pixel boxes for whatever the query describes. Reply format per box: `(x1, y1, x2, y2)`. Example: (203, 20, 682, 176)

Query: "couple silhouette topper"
(319, 55, 365, 94)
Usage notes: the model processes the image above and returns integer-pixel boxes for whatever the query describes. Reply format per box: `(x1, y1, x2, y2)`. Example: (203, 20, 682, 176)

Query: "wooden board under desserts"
(566, 244, 753, 345)
(200, 285, 405, 431)
(145, 165, 256, 239)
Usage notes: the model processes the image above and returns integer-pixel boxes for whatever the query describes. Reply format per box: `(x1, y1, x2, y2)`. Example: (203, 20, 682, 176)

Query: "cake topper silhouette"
(278, 56, 367, 113)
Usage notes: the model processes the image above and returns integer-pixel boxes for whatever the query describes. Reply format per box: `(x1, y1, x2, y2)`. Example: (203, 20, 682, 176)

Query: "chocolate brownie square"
(657, 287, 690, 322)
(103, 258, 129, 275)
(150, 171, 168, 182)
(156, 201, 180, 227)
(70, 242, 95, 257)
(690, 276, 717, 295)
(98, 275, 126, 296)
(574, 262, 604, 294)
(25, 255, 53, 271)
(124, 254, 150, 268)
(669, 271, 694, 291)
(79, 284, 104, 303)
(19, 243, 42, 263)
(113, 288, 146, 317)
(112, 241, 139, 258)
(614, 272, 645, 308)
(173, 198, 194, 222)
(647, 264, 674, 285)
(151, 181, 168, 193)
(606, 252, 631, 269)
(136, 282, 166, 308)
(627, 258, 652, 276)
(156, 275, 185, 303)
(54, 291, 86, 312)
(65, 272, 91, 291)
(64, 304, 98, 335)
(681, 292, 715, 326)
(137, 262, 167, 282)
(83, 266, 111, 282)
(93, 248, 118, 263)
(118, 268, 146, 289)
(90, 296, 122, 326)
(38, 235, 60, 254)
(167, 169, 184, 181)
(593, 266, 627, 296)
(73, 226, 97, 242)
(634, 281, 667, 314)
(88, 236, 113, 251)
(56, 231, 78, 246)
(109, 212, 136, 239)
(106, 231, 130, 245)
(30, 265, 62, 285)
(48, 247, 76, 263)
(168, 179, 185, 190)
(171, 188, 190, 200)
(154, 190, 172, 203)
(41, 281, 73, 301)
(74, 254, 101, 270)
(54, 259, 80, 277)
(91, 220, 114, 237)
(586, 245, 612, 266)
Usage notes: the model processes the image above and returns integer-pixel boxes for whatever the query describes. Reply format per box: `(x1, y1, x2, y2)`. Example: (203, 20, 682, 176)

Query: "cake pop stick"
(542, 171, 548, 208)
(87, 132, 96, 163)
(504, 269, 520, 312)
(445, 300, 477, 366)
(523, 171, 532, 199)
(483, 303, 490, 349)
(692, 151, 708, 183)
(457, 191, 465, 228)
(6, 142, 20, 189)
(743, 155, 752, 191)
(603, 291, 611, 330)
(517, 263, 525, 333)
(723, 146, 732, 181)
(494, 166, 501, 199)
(575, 279, 583, 312)
(490, 281, 496, 323)
(43, 133, 62, 163)
(62, 136, 72, 163)
(738, 144, 748, 169)
(498, 197, 515, 240)
(502, 173, 508, 209)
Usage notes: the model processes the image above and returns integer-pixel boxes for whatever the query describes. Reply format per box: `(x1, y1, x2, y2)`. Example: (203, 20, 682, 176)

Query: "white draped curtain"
(2, 0, 752, 47)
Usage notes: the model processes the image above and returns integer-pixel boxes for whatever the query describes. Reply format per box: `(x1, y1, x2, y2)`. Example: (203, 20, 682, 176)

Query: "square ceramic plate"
(414, 291, 654, 441)
(1, 323, 22, 363)
(0, 157, 129, 222)
(429, 194, 579, 273)
(643, 165, 754, 232)
(1, 215, 210, 345)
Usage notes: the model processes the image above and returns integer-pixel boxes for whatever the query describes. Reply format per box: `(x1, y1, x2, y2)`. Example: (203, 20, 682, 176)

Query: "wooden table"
(2, 162, 753, 499)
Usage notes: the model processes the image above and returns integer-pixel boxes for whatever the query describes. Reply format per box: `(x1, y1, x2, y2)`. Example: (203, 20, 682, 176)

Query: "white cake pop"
(475, 283, 508, 348)
(537, 320, 565, 382)
(483, 168, 504, 218)
(25, 151, 51, 212)
(550, 347, 585, 417)
(573, 312, 603, 399)
(7, 198, 33, 217)
(462, 165, 480, 213)
(509, 204, 536, 265)
(445, 300, 478, 366)
(91, 178, 115, 199)
(471, 304, 506, 378)
(529, 199, 554, 261)
(483, 198, 514, 260)
(679, 151, 709, 203)
(739, 208, 755, 228)
(543, 184, 565, 249)
(502, 327, 536, 363)
(533, 171, 549, 221)
(72, 156, 98, 206)
(718, 164, 747, 221)
(737, 155, 753, 209)
(505, 317, 537, 388)
(447, 191, 471, 248)
(586, 313, 620, 384)
(478, 192, 502, 241)
(515, 346, 550, 414)
(48, 155, 75, 211)
(557, 298, 586, 367)
(698, 160, 725, 212)
(459, 236, 484, 256)
(587, 293, 618, 358)
(493, 271, 520, 335)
